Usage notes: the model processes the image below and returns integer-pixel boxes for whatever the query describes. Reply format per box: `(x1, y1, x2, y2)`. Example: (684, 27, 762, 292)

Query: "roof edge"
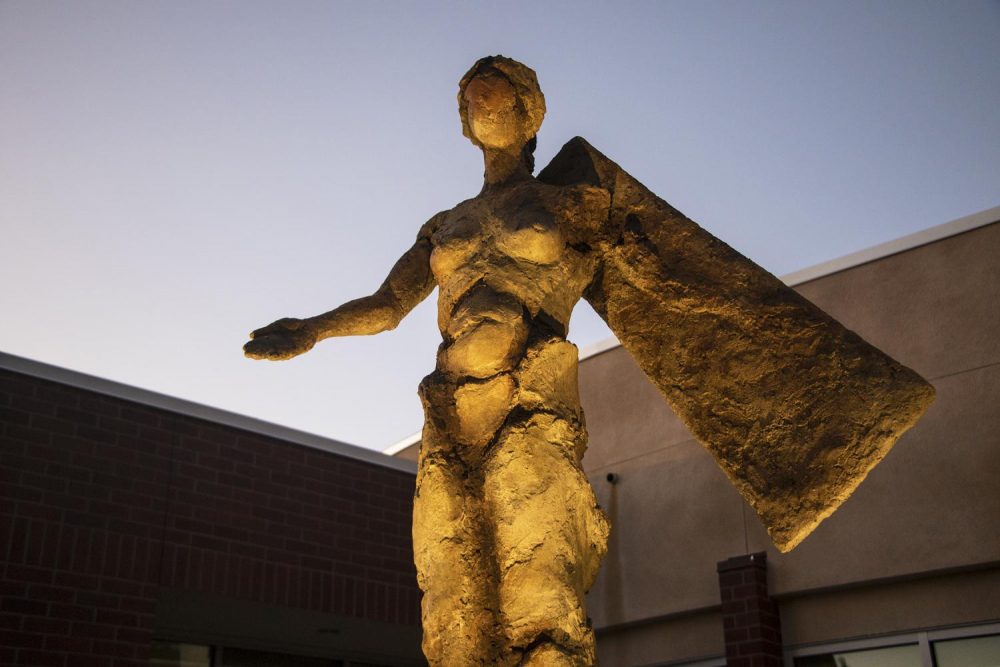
(386, 205, 1000, 455)
(0, 351, 417, 475)
(781, 204, 1000, 286)
(578, 204, 1000, 364)
(383, 431, 422, 456)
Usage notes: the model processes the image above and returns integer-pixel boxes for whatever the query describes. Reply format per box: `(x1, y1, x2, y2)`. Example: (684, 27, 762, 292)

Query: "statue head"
(458, 56, 546, 153)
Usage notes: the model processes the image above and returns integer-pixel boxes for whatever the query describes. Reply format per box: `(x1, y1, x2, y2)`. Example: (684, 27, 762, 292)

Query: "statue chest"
(430, 199, 563, 279)
(429, 181, 605, 282)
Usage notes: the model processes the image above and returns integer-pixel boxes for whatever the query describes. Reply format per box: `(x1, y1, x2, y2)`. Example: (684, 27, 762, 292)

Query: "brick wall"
(0, 368, 420, 667)
(717, 552, 783, 667)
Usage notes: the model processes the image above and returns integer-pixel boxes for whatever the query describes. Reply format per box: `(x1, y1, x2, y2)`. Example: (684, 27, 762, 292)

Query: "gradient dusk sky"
(2, 1, 999, 450)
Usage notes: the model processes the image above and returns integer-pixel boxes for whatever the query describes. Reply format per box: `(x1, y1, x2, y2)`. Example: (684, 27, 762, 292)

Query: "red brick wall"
(0, 368, 420, 667)
(717, 552, 783, 667)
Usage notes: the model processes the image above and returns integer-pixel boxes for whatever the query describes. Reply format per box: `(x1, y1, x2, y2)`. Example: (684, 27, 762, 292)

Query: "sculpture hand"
(243, 318, 318, 360)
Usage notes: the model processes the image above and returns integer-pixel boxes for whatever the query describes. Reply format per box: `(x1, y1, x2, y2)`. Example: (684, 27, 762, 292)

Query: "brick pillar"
(717, 552, 783, 667)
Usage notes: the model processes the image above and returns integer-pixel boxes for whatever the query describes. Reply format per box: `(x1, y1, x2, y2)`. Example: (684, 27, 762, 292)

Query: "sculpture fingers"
(249, 317, 303, 339)
(243, 334, 303, 360)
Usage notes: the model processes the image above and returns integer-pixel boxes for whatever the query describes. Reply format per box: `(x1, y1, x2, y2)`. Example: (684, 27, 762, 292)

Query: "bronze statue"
(245, 56, 934, 666)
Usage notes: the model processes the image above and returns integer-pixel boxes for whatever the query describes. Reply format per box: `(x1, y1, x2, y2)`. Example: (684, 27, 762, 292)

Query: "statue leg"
(482, 339, 610, 666)
(414, 337, 609, 665)
(412, 373, 504, 665)
(483, 413, 609, 665)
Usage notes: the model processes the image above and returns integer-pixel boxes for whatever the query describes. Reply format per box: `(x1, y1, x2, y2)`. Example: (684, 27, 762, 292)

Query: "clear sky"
(2, 1, 998, 451)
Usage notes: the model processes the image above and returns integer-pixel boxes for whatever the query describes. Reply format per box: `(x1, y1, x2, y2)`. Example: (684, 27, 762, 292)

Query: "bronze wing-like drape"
(539, 137, 935, 551)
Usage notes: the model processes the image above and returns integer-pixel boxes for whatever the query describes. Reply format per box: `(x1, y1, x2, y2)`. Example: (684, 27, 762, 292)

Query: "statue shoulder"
(537, 137, 619, 242)
(537, 136, 612, 190)
(416, 210, 450, 243)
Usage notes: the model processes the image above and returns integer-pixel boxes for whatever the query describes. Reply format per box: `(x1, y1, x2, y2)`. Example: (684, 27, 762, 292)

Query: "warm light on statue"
(245, 56, 934, 666)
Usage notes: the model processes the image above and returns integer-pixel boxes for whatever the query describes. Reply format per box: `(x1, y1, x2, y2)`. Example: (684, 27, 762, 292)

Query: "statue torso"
(428, 179, 608, 378)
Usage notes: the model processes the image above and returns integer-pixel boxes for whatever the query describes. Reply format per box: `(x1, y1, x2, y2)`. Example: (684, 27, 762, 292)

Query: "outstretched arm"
(244, 216, 439, 361)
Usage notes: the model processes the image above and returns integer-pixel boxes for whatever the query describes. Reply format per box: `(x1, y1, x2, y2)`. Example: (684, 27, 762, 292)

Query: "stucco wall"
(579, 221, 1000, 663)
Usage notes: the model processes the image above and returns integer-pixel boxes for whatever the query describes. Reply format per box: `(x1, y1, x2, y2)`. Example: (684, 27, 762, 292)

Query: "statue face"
(463, 72, 528, 150)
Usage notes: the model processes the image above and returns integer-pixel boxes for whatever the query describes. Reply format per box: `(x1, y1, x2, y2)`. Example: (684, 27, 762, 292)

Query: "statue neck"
(482, 147, 532, 189)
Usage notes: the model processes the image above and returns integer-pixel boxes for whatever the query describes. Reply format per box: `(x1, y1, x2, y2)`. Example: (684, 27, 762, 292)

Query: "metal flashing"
(383, 431, 422, 456)
(578, 205, 1000, 364)
(387, 206, 999, 456)
(780, 204, 1000, 286)
(0, 351, 417, 474)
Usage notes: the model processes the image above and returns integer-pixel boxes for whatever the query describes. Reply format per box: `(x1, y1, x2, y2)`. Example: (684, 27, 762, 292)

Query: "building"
(571, 205, 1000, 666)
(394, 205, 1000, 667)
(0, 355, 424, 666)
(3, 205, 999, 666)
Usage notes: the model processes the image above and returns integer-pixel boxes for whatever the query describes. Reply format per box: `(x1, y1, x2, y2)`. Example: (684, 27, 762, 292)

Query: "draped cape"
(539, 137, 935, 551)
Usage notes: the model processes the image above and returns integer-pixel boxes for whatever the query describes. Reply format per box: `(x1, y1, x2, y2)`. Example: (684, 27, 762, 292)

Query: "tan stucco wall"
(595, 609, 724, 667)
(392, 220, 1000, 663)
(578, 221, 1000, 661)
(778, 568, 1000, 647)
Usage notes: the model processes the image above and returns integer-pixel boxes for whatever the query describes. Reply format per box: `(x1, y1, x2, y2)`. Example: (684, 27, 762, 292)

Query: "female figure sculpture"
(245, 56, 934, 666)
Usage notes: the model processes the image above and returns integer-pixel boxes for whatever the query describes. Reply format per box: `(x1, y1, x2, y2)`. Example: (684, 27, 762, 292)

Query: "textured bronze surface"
(539, 138, 936, 552)
(244, 56, 934, 665)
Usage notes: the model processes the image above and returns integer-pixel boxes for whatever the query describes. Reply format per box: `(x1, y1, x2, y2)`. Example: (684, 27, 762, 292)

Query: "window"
(794, 644, 921, 667)
(932, 634, 1000, 667)
(219, 647, 343, 666)
(150, 641, 397, 667)
(151, 642, 212, 667)
(786, 623, 1000, 667)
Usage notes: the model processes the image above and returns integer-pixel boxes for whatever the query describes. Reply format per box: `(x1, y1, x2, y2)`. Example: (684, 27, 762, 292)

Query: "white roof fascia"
(389, 205, 1000, 453)
(578, 205, 1000, 363)
(780, 204, 1000, 286)
(383, 431, 422, 456)
(0, 351, 417, 474)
